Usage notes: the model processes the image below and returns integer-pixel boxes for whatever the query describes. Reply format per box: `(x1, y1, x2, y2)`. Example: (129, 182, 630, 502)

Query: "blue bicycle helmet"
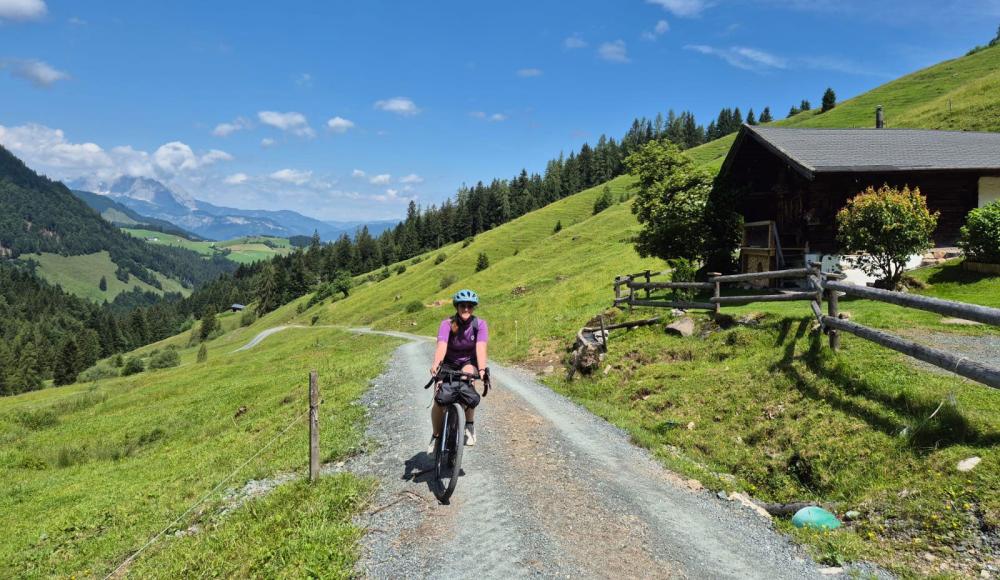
(452, 289, 479, 307)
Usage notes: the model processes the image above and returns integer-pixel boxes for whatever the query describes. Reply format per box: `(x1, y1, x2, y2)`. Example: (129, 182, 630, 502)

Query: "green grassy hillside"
(19, 251, 190, 301)
(686, 43, 1000, 171)
(0, 299, 402, 577)
(123, 229, 292, 264)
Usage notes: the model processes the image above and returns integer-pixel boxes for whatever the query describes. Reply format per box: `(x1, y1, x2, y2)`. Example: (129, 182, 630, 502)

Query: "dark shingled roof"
(731, 125, 1000, 178)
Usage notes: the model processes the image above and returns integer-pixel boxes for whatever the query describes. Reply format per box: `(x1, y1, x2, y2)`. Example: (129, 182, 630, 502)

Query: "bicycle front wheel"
(434, 403, 465, 502)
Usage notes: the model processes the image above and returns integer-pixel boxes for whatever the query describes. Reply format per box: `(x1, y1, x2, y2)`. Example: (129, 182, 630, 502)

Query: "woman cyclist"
(428, 289, 488, 453)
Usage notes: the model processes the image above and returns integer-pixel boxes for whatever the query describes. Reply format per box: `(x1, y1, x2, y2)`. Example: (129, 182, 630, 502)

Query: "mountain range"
(67, 175, 397, 242)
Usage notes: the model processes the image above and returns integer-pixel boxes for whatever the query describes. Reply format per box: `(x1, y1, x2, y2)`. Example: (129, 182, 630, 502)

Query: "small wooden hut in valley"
(716, 122, 1000, 273)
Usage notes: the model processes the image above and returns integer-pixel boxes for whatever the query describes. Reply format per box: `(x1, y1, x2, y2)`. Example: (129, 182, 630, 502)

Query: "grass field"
(123, 229, 293, 264)
(0, 300, 402, 577)
(684, 43, 1000, 171)
(18, 251, 190, 301)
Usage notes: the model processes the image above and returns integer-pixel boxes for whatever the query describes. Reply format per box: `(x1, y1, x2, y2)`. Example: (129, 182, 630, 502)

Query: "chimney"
(875, 105, 885, 129)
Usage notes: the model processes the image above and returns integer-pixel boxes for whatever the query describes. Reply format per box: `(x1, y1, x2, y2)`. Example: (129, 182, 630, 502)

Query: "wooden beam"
(822, 316, 1000, 389)
(626, 281, 715, 290)
(711, 292, 816, 305)
(628, 299, 716, 310)
(710, 268, 813, 283)
(825, 281, 1000, 327)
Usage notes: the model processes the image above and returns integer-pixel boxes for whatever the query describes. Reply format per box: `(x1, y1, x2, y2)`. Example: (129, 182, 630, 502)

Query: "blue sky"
(1, 0, 999, 221)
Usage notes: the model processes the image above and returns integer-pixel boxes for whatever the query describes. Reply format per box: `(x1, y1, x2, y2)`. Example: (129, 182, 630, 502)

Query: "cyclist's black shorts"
(434, 365, 481, 409)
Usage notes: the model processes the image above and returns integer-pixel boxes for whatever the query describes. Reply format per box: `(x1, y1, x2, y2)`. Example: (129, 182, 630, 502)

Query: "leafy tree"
(149, 348, 180, 369)
(199, 306, 219, 342)
(476, 252, 490, 272)
(593, 185, 614, 214)
(836, 185, 939, 289)
(821, 88, 836, 112)
(332, 270, 353, 298)
(53, 338, 81, 386)
(626, 140, 713, 262)
(959, 200, 1000, 263)
(99, 275, 107, 292)
(759, 107, 773, 123)
(197, 343, 208, 363)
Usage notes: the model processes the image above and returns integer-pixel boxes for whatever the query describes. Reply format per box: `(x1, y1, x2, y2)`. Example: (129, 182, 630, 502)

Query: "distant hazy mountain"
(67, 176, 397, 241)
(71, 189, 203, 240)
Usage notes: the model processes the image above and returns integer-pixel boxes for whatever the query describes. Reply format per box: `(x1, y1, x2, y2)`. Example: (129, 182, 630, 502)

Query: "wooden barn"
(716, 124, 1000, 273)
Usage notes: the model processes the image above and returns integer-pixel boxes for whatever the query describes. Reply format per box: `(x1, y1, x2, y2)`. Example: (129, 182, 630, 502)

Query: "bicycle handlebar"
(424, 368, 492, 397)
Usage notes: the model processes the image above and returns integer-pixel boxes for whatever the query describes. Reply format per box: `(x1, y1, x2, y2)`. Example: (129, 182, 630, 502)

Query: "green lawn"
(18, 251, 190, 301)
(0, 298, 402, 577)
(123, 229, 293, 264)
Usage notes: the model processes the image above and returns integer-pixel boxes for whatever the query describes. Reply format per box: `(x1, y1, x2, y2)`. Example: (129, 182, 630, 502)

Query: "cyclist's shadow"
(402, 452, 464, 493)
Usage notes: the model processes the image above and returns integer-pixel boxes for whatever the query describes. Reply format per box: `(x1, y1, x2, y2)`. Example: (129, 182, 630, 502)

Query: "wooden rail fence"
(612, 265, 1000, 389)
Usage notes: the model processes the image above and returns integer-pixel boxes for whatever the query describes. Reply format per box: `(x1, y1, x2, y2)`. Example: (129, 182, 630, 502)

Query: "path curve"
(348, 328, 844, 579)
(232, 325, 308, 352)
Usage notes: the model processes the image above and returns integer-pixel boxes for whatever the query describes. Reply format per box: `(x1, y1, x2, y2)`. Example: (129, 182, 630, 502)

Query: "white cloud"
(257, 110, 315, 137)
(326, 116, 355, 133)
(270, 168, 313, 185)
(598, 40, 630, 63)
(369, 173, 391, 185)
(646, 0, 710, 17)
(564, 35, 587, 49)
(0, 123, 232, 182)
(212, 117, 251, 137)
(399, 173, 423, 184)
(470, 111, 508, 122)
(0, 0, 47, 21)
(643, 19, 670, 40)
(295, 72, 312, 87)
(351, 169, 366, 178)
(374, 97, 419, 116)
(153, 142, 233, 173)
(260, 137, 276, 147)
(685, 44, 788, 70)
(1, 59, 69, 87)
(67, 16, 86, 25)
(516, 68, 543, 77)
(224, 172, 249, 185)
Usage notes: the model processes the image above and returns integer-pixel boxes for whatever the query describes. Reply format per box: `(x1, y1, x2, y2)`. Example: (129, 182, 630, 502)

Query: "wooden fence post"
(827, 289, 840, 351)
(613, 277, 621, 305)
(643, 270, 652, 300)
(309, 370, 320, 482)
(708, 273, 721, 315)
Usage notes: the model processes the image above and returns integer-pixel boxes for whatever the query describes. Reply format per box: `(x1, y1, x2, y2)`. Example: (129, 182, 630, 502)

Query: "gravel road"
(348, 329, 836, 579)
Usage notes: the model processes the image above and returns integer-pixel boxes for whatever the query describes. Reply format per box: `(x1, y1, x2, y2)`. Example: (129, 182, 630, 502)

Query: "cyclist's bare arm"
(430, 340, 447, 376)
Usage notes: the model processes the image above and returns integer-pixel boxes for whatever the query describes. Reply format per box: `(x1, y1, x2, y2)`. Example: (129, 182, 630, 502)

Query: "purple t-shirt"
(437, 317, 489, 368)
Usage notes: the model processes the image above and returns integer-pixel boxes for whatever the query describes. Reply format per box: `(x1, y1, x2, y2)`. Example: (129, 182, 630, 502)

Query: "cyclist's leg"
(431, 402, 444, 437)
(460, 363, 478, 422)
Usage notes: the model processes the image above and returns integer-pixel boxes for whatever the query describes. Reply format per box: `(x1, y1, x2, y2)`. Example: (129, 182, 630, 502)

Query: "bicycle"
(423, 368, 490, 502)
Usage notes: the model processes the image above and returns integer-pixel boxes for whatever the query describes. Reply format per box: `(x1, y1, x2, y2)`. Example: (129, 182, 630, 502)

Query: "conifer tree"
(746, 109, 756, 125)
(821, 88, 836, 112)
(197, 343, 208, 363)
(759, 107, 773, 123)
(54, 338, 81, 386)
(476, 252, 490, 272)
(199, 306, 219, 341)
(99, 275, 107, 292)
(800, 99, 811, 111)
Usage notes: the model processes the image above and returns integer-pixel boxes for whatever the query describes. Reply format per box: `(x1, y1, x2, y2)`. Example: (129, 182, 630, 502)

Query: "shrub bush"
(959, 200, 1000, 264)
(197, 344, 208, 363)
(440, 274, 457, 290)
(668, 258, 698, 302)
(593, 185, 614, 215)
(79, 362, 120, 382)
(148, 348, 180, 370)
(462, 237, 474, 248)
(434, 253, 447, 265)
(121, 357, 145, 376)
(836, 185, 938, 289)
(405, 300, 424, 313)
(553, 220, 562, 233)
(240, 308, 258, 327)
(410, 256, 424, 265)
(395, 264, 407, 275)
(476, 252, 490, 272)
